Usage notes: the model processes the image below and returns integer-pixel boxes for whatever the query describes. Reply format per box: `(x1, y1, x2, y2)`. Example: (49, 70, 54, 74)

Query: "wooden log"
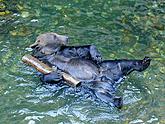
(22, 55, 53, 74)
(22, 54, 81, 87)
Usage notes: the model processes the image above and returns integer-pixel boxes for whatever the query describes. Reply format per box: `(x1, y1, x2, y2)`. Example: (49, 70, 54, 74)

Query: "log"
(22, 54, 81, 87)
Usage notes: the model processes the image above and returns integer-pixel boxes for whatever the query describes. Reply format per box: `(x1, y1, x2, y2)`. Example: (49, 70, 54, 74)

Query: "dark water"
(0, 0, 165, 123)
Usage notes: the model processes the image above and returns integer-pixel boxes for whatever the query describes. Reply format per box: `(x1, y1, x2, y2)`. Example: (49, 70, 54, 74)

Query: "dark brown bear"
(30, 32, 151, 109)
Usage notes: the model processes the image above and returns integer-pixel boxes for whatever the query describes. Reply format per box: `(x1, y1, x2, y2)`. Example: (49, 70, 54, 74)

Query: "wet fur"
(39, 54, 151, 108)
(31, 33, 151, 108)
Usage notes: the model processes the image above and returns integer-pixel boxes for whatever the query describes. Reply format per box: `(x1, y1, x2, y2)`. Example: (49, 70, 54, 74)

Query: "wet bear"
(30, 32, 151, 108)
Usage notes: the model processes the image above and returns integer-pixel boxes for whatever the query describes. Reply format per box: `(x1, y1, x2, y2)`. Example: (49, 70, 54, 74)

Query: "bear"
(30, 33, 151, 108)
(30, 32, 102, 64)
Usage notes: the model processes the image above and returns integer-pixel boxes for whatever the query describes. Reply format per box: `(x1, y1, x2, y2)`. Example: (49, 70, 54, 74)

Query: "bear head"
(30, 32, 69, 48)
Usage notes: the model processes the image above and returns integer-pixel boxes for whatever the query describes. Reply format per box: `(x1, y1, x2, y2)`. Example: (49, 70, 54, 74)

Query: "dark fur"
(40, 55, 151, 108)
(33, 45, 102, 64)
(31, 33, 151, 108)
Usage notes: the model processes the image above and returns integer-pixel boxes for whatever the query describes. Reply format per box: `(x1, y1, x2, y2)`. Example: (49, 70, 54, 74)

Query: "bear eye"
(53, 35, 57, 39)
(37, 40, 40, 42)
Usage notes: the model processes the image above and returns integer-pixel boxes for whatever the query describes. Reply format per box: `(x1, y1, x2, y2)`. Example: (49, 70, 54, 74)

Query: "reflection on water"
(0, 0, 165, 123)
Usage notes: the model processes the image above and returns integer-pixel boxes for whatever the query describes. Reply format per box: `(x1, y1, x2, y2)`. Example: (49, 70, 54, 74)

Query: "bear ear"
(54, 35, 57, 39)
(53, 34, 57, 39)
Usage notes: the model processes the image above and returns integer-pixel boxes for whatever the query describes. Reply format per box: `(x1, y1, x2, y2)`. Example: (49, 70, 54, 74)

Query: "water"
(0, 0, 165, 123)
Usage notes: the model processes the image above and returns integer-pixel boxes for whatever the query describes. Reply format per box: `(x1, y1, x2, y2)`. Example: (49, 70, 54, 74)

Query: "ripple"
(0, 0, 164, 123)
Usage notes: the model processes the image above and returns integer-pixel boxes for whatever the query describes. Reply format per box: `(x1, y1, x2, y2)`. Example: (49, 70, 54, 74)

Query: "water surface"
(0, 0, 165, 123)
